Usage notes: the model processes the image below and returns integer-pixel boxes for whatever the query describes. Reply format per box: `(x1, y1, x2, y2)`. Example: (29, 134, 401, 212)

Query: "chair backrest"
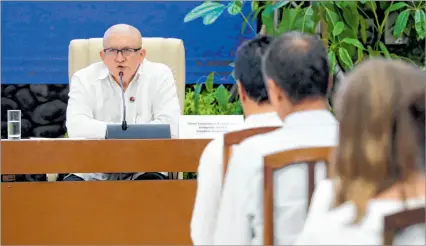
(68, 37, 186, 114)
(222, 126, 280, 179)
(383, 207, 426, 245)
(263, 147, 334, 245)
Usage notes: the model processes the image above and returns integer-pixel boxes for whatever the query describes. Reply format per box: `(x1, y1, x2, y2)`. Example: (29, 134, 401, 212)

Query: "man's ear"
(100, 50, 105, 61)
(140, 49, 146, 60)
(237, 81, 247, 102)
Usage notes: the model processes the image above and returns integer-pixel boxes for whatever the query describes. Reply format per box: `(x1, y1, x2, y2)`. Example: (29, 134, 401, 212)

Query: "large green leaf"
(341, 38, 365, 50)
(215, 85, 229, 107)
(414, 9, 426, 39)
(338, 47, 353, 69)
(193, 83, 203, 114)
(264, 0, 290, 16)
(184, 2, 225, 23)
(359, 15, 368, 43)
(338, 2, 359, 33)
(393, 10, 410, 38)
(332, 21, 345, 36)
(251, 0, 258, 11)
(227, 0, 243, 16)
(301, 7, 315, 33)
(379, 41, 391, 58)
(205, 72, 214, 93)
(385, 2, 409, 14)
(277, 8, 300, 34)
(203, 8, 225, 25)
(322, 6, 340, 35)
(328, 50, 337, 73)
(262, 14, 275, 35)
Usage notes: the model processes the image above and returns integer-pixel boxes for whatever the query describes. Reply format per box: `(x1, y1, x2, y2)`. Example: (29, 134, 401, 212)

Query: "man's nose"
(115, 52, 126, 62)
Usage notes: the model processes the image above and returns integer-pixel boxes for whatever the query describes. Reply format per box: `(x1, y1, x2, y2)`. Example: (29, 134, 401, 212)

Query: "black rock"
(33, 124, 63, 138)
(21, 118, 32, 138)
(31, 99, 67, 125)
(14, 88, 37, 111)
(30, 84, 50, 103)
(58, 87, 69, 102)
(4, 85, 17, 98)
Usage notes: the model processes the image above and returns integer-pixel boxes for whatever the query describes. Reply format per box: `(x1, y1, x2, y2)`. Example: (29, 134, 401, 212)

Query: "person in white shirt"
(294, 59, 426, 245)
(65, 24, 180, 181)
(213, 32, 338, 245)
(190, 35, 282, 245)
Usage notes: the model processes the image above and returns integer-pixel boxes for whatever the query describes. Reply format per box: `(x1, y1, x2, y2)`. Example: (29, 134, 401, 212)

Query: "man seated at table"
(213, 32, 338, 245)
(64, 24, 180, 181)
(190, 35, 282, 245)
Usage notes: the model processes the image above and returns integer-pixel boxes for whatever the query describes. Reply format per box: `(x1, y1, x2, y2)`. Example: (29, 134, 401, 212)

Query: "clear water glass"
(7, 110, 21, 140)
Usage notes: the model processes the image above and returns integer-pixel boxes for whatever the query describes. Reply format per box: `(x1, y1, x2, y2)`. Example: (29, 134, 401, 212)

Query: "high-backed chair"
(383, 207, 426, 245)
(68, 37, 185, 114)
(263, 147, 334, 245)
(222, 127, 280, 179)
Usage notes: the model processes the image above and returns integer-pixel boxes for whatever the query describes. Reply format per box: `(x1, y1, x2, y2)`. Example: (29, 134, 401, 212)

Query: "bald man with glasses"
(65, 24, 180, 181)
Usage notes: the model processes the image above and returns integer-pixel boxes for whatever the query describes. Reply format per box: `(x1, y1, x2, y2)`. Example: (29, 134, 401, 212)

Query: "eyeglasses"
(103, 47, 142, 57)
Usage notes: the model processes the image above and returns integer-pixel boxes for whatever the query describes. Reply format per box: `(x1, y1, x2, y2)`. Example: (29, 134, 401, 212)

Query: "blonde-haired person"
(294, 58, 426, 245)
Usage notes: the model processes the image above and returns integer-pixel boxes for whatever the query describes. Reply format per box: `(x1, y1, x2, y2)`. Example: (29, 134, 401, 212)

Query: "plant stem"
(239, 12, 256, 34)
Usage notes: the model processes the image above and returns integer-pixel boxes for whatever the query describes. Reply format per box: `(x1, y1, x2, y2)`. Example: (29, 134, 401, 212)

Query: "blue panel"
(1, 1, 256, 85)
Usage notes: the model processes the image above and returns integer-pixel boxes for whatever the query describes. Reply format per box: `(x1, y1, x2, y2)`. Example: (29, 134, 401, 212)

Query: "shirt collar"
(97, 59, 146, 80)
(282, 109, 336, 127)
(244, 112, 281, 126)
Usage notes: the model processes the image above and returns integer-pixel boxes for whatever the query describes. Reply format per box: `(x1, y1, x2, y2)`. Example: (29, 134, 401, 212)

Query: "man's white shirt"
(65, 59, 180, 180)
(213, 110, 338, 245)
(66, 59, 180, 139)
(190, 112, 282, 245)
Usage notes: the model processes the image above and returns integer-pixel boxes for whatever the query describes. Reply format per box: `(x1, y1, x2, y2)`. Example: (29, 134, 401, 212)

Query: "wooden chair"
(263, 147, 334, 245)
(222, 126, 280, 178)
(383, 206, 426, 245)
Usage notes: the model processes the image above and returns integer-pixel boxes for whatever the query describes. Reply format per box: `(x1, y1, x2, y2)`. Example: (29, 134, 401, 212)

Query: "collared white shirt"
(65, 59, 180, 181)
(294, 179, 426, 245)
(213, 110, 338, 245)
(66, 59, 180, 139)
(190, 112, 282, 245)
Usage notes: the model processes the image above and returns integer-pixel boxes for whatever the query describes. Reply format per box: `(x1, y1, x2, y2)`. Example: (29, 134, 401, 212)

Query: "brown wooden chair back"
(263, 146, 334, 245)
(383, 207, 426, 245)
(222, 126, 280, 179)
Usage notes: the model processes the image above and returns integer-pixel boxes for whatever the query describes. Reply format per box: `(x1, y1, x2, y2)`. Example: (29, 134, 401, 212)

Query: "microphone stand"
(119, 71, 128, 131)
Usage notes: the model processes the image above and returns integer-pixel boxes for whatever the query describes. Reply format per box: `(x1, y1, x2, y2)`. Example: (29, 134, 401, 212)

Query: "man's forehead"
(103, 35, 142, 48)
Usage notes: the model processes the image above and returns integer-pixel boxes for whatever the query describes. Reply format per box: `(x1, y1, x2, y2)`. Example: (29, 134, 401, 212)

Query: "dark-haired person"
(213, 31, 338, 245)
(294, 59, 425, 245)
(190, 35, 282, 245)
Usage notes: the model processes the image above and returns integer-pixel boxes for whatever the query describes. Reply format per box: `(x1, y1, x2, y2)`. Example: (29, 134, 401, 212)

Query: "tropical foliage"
(184, 0, 426, 73)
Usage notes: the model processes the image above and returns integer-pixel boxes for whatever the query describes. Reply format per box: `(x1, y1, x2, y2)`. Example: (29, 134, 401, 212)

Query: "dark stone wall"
(1, 84, 68, 139)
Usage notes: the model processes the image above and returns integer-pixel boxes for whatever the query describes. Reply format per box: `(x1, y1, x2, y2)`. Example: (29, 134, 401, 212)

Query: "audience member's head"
(100, 24, 146, 84)
(234, 35, 275, 116)
(262, 31, 330, 119)
(332, 58, 425, 223)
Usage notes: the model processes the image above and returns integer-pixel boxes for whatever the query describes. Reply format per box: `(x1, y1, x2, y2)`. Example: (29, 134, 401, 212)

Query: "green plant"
(184, 0, 426, 73)
(184, 72, 243, 116)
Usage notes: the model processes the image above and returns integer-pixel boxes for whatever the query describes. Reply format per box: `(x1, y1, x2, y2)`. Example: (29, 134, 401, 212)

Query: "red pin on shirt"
(130, 96, 135, 102)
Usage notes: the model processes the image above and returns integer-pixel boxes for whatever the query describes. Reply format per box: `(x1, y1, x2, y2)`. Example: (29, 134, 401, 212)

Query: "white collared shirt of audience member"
(190, 112, 283, 245)
(213, 109, 339, 245)
(293, 179, 426, 246)
(66, 59, 181, 139)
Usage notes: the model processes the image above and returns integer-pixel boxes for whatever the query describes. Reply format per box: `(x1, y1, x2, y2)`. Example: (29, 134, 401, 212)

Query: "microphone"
(119, 71, 128, 131)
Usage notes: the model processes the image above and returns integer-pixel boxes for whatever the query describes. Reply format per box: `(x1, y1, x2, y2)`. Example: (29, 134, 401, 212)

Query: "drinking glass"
(7, 110, 21, 140)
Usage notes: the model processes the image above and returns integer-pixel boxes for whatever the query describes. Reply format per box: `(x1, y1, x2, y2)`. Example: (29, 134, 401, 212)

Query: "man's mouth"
(117, 65, 125, 70)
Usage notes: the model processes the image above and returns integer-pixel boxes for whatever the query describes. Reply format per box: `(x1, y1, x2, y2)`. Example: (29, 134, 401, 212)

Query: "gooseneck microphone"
(119, 71, 128, 131)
